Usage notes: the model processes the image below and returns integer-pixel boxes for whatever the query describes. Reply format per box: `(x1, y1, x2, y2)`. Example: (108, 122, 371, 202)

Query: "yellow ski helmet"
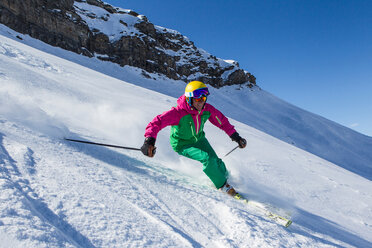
(184, 81, 210, 106)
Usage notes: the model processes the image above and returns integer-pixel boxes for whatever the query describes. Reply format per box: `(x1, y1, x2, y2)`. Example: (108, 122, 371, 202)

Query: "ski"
(233, 193, 292, 228)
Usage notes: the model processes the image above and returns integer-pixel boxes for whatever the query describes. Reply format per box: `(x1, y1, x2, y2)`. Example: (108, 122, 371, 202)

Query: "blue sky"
(104, 0, 372, 137)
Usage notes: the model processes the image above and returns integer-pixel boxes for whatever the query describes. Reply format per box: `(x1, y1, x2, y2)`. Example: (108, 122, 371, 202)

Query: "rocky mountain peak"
(0, 0, 256, 88)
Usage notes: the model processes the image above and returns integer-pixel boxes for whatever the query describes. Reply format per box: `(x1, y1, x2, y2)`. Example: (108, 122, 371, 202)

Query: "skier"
(141, 81, 247, 196)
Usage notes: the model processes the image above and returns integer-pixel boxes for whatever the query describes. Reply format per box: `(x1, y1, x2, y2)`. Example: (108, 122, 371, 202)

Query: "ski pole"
(64, 138, 141, 151)
(224, 145, 239, 157)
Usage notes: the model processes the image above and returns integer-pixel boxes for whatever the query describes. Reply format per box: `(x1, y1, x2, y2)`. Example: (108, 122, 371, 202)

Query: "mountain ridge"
(0, 0, 256, 88)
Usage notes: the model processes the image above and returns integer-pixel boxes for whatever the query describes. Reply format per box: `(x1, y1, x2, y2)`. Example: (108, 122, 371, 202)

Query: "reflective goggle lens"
(193, 96, 207, 102)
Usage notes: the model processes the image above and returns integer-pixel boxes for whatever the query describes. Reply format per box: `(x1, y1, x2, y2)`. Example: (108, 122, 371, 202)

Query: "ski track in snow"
(0, 124, 96, 248)
(1, 28, 372, 247)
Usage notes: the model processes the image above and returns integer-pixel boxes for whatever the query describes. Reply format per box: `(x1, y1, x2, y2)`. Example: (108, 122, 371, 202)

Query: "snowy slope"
(1, 27, 372, 247)
(1, 21, 370, 182)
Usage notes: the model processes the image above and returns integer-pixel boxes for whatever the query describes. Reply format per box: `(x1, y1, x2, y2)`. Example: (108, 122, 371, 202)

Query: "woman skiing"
(141, 81, 246, 196)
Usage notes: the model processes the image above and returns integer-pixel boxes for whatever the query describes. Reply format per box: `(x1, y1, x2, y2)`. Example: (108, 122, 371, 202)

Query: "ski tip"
(231, 191, 293, 228)
(285, 220, 292, 228)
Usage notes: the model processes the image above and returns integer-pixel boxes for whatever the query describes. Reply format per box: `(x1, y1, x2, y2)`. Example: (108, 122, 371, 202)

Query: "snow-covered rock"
(0, 0, 256, 88)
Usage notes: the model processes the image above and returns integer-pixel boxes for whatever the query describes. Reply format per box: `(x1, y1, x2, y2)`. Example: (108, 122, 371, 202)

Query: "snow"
(74, 2, 143, 41)
(1, 25, 372, 247)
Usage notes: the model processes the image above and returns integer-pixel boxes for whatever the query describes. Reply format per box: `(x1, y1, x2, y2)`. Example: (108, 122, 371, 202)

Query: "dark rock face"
(0, 0, 92, 55)
(0, 0, 256, 88)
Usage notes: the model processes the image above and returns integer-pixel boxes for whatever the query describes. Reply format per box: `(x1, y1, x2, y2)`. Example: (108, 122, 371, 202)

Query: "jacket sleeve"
(144, 107, 181, 139)
(206, 104, 236, 136)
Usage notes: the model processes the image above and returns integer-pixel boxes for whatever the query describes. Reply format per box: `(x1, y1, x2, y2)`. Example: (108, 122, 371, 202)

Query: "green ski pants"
(178, 137, 228, 189)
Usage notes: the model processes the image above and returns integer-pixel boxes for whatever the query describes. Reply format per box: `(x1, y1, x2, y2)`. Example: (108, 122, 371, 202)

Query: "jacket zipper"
(196, 111, 200, 134)
(190, 111, 201, 142)
(215, 116, 222, 125)
(190, 122, 197, 142)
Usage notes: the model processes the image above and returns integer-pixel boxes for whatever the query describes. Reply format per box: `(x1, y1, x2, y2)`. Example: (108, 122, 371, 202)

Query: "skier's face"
(192, 97, 206, 111)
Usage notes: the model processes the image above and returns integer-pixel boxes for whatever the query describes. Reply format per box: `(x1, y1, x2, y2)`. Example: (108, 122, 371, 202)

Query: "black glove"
(141, 137, 156, 157)
(230, 132, 247, 148)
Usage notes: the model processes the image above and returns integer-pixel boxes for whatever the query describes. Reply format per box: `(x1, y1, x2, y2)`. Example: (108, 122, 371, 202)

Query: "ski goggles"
(193, 96, 207, 102)
(185, 87, 210, 98)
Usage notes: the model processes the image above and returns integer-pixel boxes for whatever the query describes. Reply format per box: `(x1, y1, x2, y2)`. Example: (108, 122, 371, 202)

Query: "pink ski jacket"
(145, 95, 236, 152)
